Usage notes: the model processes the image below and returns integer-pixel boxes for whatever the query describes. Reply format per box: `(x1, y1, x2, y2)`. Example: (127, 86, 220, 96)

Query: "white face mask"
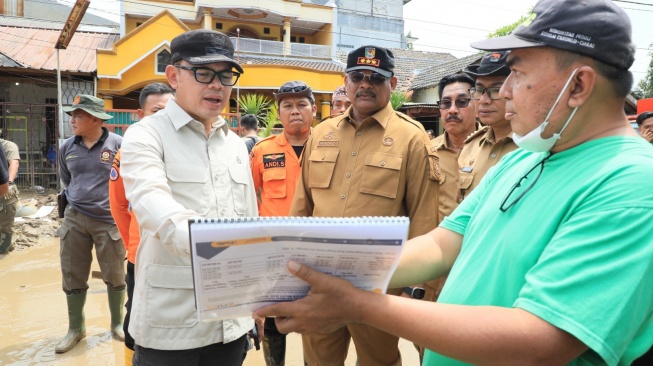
(512, 68, 579, 152)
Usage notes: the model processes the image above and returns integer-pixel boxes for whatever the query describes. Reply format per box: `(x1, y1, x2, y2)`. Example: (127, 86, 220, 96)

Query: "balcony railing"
(104, 110, 242, 136)
(230, 37, 331, 59)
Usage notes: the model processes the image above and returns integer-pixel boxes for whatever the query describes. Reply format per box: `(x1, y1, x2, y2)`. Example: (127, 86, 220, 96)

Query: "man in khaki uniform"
(423, 74, 478, 309)
(290, 45, 439, 366)
(0, 136, 19, 254)
(431, 73, 478, 222)
(458, 51, 518, 199)
(250, 80, 315, 366)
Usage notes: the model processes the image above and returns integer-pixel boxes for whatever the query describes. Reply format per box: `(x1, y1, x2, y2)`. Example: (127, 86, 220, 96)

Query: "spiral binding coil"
(191, 216, 409, 226)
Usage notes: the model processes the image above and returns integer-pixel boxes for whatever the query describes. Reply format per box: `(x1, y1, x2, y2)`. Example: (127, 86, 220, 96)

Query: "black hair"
(551, 48, 633, 98)
(636, 111, 653, 127)
(139, 82, 174, 109)
(240, 114, 259, 130)
(438, 73, 476, 100)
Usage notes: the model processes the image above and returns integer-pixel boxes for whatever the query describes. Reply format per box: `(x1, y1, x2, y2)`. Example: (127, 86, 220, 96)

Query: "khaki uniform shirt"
(457, 126, 517, 200)
(431, 131, 462, 222)
(425, 125, 479, 304)
(0, 139, 20, 162)
(0, 139, 19, 205)
(290, 103, 438, 240)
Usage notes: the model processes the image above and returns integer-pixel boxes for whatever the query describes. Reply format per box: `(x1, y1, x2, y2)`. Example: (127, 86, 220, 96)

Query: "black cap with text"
(345, 46, 395, 78)
(170, 29, 244, 73)
(470, 0, 635, 70)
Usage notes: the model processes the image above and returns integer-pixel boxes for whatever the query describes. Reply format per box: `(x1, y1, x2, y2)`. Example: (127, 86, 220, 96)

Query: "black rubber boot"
(0, 233, 13, 254)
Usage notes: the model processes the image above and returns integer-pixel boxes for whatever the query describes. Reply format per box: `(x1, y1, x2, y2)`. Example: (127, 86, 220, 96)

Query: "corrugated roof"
(0, 25, 119, 73)
(402, 102, 440, 109)
(410, 53, 485, 90)
(336, 49, 457, 91)
(0, 15, 119, 33)
(239, 54, 345, 72)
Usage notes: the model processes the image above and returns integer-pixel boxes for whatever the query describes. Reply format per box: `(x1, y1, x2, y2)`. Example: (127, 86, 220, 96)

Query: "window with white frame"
(156, 49, 171, 74)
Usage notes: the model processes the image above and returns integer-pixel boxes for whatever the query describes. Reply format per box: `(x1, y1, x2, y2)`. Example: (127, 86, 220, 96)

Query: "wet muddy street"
(1, 236, 419, 365)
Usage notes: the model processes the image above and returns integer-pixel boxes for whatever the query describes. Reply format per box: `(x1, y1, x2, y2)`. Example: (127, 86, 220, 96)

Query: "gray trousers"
(58, 205, 126, 294)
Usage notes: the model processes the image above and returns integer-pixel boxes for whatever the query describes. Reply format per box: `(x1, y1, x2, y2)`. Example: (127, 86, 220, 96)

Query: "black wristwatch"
(403, 286, 425, 299)
(8, 181, 13, 185)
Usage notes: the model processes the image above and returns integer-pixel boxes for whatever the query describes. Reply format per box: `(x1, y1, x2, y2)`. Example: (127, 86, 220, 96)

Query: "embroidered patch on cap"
(490, 53, 502, 62)
(357, 57, 380, 67)
(73, 95, 81, 105)
(365, 47, 376, 59)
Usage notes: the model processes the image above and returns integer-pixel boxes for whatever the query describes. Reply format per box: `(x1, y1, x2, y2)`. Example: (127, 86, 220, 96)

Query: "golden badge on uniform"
(318, 141, 338, 147)
(100, 150, 112, 163)
(383, 137, 394, 146)
(325, 131, 336, 140)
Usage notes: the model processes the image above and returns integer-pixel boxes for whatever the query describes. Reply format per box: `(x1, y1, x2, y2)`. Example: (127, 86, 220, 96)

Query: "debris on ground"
(11, 189, 61, 251)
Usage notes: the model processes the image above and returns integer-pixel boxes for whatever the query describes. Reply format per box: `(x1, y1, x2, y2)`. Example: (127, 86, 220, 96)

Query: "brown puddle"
(0, 236, 419, 365)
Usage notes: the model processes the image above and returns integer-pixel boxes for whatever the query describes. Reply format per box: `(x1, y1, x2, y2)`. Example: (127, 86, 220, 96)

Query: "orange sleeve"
(250, 144, 263, 206)
(109, 150, 132, 250)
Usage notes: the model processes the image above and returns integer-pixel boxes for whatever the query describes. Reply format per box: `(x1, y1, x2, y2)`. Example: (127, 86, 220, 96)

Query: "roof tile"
(0, 24, 118, 73)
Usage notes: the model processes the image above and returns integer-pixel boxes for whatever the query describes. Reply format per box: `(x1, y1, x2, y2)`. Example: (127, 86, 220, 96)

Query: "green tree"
(237, 93, 271, 122)
(488, 10, 534, 39)
(635, 44, 653, 99)
(259, 103, 279, 138)
(405, 31, 414, 50)
(390, 90, 409, 111)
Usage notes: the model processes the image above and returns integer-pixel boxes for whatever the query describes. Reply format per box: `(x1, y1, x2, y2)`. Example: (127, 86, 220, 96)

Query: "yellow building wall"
(124, 16, 323, 46)
(125, 16, 200, 34)
(313, 24, 332, 47)
(99, 9, 339, 105)
(239, 66, 342, 92)
(219, 19, 282, 40)
(98, 12, 188, 77)
(100, 53, 169, 95)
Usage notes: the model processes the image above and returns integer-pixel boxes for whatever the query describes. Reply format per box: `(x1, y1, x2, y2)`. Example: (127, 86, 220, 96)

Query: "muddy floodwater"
(1, 236, 420, 365)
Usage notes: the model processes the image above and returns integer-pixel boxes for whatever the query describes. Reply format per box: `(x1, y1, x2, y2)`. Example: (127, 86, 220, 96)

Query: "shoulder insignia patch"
(109, 166, 119, 181)
(464, 126, 489, 144)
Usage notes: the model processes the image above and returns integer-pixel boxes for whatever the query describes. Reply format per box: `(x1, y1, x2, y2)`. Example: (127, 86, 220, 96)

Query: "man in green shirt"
(256, 1, 653, 364)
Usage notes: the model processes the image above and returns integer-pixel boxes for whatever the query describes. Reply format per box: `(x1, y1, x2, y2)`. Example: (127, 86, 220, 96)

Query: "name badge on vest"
(263, 153, 286, 169)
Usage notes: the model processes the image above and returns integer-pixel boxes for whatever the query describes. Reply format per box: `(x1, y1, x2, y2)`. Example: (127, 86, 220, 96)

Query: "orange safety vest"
(250, 133, 303, 217)
(108, 149, 140, 263)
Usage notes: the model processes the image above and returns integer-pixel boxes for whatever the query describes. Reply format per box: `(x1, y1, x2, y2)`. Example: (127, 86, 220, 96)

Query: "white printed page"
(189, 217, 409, 321)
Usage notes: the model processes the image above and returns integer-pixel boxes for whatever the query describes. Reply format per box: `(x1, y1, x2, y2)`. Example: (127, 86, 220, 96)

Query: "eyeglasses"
(438, 98, 471, 110)
(500, 155, 551, 212)
(347, 71, 390, 85)
(278, 85, 309, 93)
(175, 65, 240, 86)
(469, 86, 502, 100)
